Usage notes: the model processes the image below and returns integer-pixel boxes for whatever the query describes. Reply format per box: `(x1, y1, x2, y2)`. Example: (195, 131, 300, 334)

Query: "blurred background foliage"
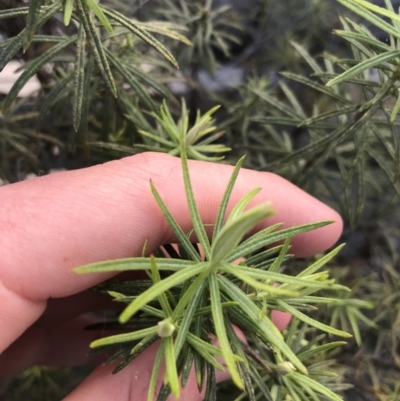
(1, 0, 400, 400)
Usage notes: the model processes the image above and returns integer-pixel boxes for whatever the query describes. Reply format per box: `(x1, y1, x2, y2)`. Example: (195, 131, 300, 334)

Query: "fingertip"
(271, 310, 292, 332)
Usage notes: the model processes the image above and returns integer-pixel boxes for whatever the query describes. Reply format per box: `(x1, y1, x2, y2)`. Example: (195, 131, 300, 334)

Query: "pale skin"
(0, 152, 343, 400)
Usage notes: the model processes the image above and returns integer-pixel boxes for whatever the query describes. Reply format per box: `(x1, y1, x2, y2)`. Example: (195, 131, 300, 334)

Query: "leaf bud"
(157, 317, 175, 338)
(276, 361, 295, 376)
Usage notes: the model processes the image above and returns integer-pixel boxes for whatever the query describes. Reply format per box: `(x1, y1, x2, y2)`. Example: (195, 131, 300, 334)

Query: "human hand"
(0, 152, 342, 400)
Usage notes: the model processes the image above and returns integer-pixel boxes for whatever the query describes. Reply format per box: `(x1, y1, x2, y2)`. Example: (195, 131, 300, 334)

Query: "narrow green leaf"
(3, 36, 76, 113)
(348, 0, 400, 22)
(353, 138, 365, 227)
(276, 300, 352, 337)
(147, 340, 166, 401)
(192, 293, 207, 391)
(367, 145, 400, 197)
(291, 371, 344, 401)
(228, 221, 333, 262)
(252, 89, 299, 118)
(90, 326, 158, 347)
(290, 41, 323, 75)
(279, 81, 306, 117)
(150, 181, 201, 262)
(150, 256, 173, 317)
(135, 20, 191, 45)
(179, 131, 211, 259)
(298, 106, 357, 127)
(23, 0, 42, 52)
(335, 30, 375, 62)
(249, 366, 274, 401)
(228, 265, 346, 291)
(113, 334, 158, 373)
(384, 0, 400, 30)
(180, 347, 194, 388)
(211, 204, 274, 264)
(347, 310, 362, 346)
(281, 377, 303, 401)
(3, 136, 38, 164)
(173, 279, 206, 355)
(73, 24, 86, 131)
(192, 302, 239, 318)
(77, 55, 94, 139)
(204, 362, 217, 401)
(334, 30, 392, 53)
(251, 117, 300, 127)
(350, 307, 379, 329)
(297, 342, 347, 361)
(267, 105, 376, 171)
(106, 49, 157, 111)
(209, 273, 243, 389)
(186, 334, 238, 363)
(76, 0, 116, 97)
(245, 243, 283, 266)
(102, 6, 179, 68)
(222, 296, 269, 341)
(281, 72, 352, 105)
(84, 0, 113, 32)
(38, 71, 74, 125)
(164, 336, 179, 398)
(226, 188, 262, 223)
(186, 335, 225, 371)
(0, 2, 62, 72)
(64, 0, 74, 26)
(218, 275, 308, 375)
(0, 7, 29, 20)
(389, 117, 400, 181)
(119, 262, 207, 323)
(124, 63, 175, 102)
(336, 0, 400, 41)
(138, 130, 173, 147)
(187, 146, 226, 162)
(297, 244, 345, 277)
(269, 236, 292, 273)
(299, 381, 321, 401)
(282, 296, 338, 305)
(74, 257, 194, 273)
(221, 263, 298, 296)
(390, 92, 400, 122)
(326, 50, 400, 87)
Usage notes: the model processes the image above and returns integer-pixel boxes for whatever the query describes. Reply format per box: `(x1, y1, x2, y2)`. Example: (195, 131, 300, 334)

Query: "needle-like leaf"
(119, 262, 207, 323)
(209, 272, 243, 388)
(76, 0, 117, 97)
(102, 6, 179, 68)
(84, 0, 113, 32)
(63, 0, 74, 26)
(179, 127, 211, 259)
(23, 0, 42, 52)
(0, 2, 62, 72)
(211, 204, 274, 264)
(3, 36, 76, 113)
(73, 25, 86, 131)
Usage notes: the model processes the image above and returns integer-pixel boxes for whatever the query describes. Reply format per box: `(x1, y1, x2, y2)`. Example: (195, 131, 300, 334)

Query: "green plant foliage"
(0, 0, 195, 181)
(233, 21, 400, 227)
(2, 0, 400, 400)
(156, 0, 243, 73)
(76, 133, 350, 400)
(135, 99, 230, 160)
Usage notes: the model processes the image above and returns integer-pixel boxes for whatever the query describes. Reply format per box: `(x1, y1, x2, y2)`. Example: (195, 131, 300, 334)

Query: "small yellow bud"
(157, 318, 175, 338)
(276, 361, 295, 376)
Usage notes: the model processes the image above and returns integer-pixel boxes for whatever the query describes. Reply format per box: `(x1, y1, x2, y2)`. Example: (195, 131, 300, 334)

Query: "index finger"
(0, 152, 342, 351)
